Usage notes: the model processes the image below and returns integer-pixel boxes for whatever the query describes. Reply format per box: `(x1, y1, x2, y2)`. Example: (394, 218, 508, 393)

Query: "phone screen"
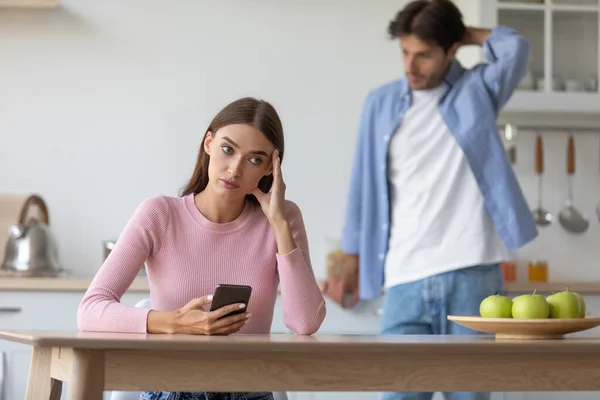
(209, 284, 252, 318)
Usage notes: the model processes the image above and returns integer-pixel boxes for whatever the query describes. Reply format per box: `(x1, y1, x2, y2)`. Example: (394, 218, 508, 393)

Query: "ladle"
(558, 135, 589, 234)
(596, 140, 600, 223)
(531, 134, 552, 226)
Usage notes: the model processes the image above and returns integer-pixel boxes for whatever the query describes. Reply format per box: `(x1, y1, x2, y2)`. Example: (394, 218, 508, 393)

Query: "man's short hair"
(388, 0, 466, 53)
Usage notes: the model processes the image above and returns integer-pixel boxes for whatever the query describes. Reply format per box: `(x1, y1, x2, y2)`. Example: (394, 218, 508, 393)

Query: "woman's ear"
(203, 131, 213, 155)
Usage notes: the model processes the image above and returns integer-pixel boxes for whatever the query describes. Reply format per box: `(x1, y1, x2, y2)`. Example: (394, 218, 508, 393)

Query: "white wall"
(1, 0, 599, 283)
(0, 0, 404, 277)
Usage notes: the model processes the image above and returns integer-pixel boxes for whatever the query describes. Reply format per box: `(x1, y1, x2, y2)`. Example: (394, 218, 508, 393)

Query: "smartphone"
(209, 284, 252, 318)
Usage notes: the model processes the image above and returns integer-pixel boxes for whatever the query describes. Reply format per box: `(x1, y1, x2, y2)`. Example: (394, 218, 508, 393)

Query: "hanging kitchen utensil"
(1, 194, 63, 277)
(558, 135, 589, 234)
(531, 134, 552, 226)
(596, 139, 600, 224)
(503, 123, 518, 164)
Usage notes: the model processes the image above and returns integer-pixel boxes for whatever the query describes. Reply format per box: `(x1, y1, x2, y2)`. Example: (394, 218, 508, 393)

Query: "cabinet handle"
(0, 307, 21, 313)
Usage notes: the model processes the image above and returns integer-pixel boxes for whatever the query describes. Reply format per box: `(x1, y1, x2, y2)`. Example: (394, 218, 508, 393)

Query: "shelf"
(0, 0, 57, 8)
(498, 110, 600, 132)
(504, 91, 600, 112)
(498, 1, 599, 12)
(497, 2, 546, 11)
(499, 91, 600, 131)
(553, 0, 598, 8)
(552, 4, 599, 12)
(505, 281, 600, 294)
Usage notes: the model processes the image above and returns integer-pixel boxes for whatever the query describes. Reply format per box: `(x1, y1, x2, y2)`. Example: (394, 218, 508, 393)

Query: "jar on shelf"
(501, 255, 517, 282)
(528, 260, 548, 283)
(324, 237, 344, 279)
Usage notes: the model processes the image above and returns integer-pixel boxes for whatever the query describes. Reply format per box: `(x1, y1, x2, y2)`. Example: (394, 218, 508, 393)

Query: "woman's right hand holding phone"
(147, 295, 250, 335)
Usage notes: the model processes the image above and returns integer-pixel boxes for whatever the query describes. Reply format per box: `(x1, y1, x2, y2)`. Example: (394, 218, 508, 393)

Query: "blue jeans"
(140, 392, 273, 400)
(380, 263, 503, 400)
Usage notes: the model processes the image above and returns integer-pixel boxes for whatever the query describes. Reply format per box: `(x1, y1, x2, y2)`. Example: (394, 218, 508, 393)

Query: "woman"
(77, 97, 327, 400)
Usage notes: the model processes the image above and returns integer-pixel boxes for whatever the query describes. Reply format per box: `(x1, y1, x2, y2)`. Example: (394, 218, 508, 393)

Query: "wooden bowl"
(447, 316, 600, 340)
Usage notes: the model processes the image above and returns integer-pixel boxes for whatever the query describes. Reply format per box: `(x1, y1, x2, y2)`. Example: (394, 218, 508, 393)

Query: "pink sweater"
(77, 193, 326, 335)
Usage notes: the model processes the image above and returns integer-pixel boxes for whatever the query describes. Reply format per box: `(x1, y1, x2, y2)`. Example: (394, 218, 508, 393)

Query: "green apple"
(547, 288, 582, 318)
(512, 290, 550, 319)
(480, 294, 513, 318)
(574, 292, 586, 318)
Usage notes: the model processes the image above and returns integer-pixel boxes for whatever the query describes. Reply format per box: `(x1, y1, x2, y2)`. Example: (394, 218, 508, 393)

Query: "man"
(323, 1, 538, 400)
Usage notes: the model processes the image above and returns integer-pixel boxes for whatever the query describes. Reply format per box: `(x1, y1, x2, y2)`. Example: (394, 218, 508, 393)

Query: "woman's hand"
(173, 295, 250, 335)
(252, 149, 297, 255)
(252, 149, 286, 225)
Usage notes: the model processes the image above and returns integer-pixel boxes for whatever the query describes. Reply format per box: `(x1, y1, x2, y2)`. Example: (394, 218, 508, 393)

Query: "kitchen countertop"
(502, 281, 600, 294)
(0, 276, 150, 292)
(0, 277, 598, 294)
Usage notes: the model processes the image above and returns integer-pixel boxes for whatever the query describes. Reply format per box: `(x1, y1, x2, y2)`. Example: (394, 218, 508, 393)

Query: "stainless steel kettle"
(1, 194, 62, 277)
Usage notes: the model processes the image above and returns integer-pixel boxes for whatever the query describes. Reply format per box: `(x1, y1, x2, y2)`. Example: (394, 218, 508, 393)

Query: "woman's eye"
(250, 157, 262, 165)
(221, 146, 233, 154)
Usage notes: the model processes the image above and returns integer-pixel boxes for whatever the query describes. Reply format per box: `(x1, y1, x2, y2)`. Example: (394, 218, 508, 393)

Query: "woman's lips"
(220, 178, 240, 189)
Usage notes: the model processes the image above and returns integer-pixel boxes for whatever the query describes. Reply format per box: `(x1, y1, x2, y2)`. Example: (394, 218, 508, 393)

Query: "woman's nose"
(228, 160, 242, 177)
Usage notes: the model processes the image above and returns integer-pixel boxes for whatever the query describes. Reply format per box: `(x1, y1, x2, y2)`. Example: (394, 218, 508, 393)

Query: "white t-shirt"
(383, 85, 507, 289)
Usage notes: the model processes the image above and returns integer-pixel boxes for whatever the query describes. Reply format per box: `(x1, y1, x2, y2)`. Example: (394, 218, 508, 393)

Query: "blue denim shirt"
(341, 26, 539, 300)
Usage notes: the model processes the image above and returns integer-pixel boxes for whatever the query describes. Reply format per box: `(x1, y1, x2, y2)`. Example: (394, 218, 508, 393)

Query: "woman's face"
(204, 124, 275, 200)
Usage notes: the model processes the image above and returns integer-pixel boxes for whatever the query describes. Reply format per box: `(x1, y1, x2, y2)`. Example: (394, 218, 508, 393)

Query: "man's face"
(400, 34, 458, 90)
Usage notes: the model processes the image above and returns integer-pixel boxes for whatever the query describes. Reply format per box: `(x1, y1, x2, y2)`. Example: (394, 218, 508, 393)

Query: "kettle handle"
(17, 194, 50, 225)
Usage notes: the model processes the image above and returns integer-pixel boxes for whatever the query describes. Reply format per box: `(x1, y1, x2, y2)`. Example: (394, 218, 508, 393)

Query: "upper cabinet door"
(475, 0, 600, 127)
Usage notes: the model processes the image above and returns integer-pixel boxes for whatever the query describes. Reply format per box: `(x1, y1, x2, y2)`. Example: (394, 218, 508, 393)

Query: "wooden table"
(1, 330, 600, 399)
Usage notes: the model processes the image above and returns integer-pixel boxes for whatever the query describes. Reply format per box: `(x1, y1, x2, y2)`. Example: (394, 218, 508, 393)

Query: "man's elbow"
(513, 34, 531, 76)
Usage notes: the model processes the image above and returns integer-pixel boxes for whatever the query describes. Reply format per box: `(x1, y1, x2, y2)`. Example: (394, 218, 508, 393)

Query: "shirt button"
(381, 164, 386, 171)
(383, 135, 390, 142)
(378, 253, 385, 260)
(382, 224, 388, 230)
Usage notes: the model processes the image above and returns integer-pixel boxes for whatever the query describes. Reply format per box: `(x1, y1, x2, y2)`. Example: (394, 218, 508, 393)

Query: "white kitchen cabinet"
(0, 290, 148, 400)
(456, 0, 600, 128)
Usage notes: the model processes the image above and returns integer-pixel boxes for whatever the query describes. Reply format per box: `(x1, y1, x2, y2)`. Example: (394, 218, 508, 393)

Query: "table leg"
(25, 347, 63, 400)
(67, 349, 105, 400)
